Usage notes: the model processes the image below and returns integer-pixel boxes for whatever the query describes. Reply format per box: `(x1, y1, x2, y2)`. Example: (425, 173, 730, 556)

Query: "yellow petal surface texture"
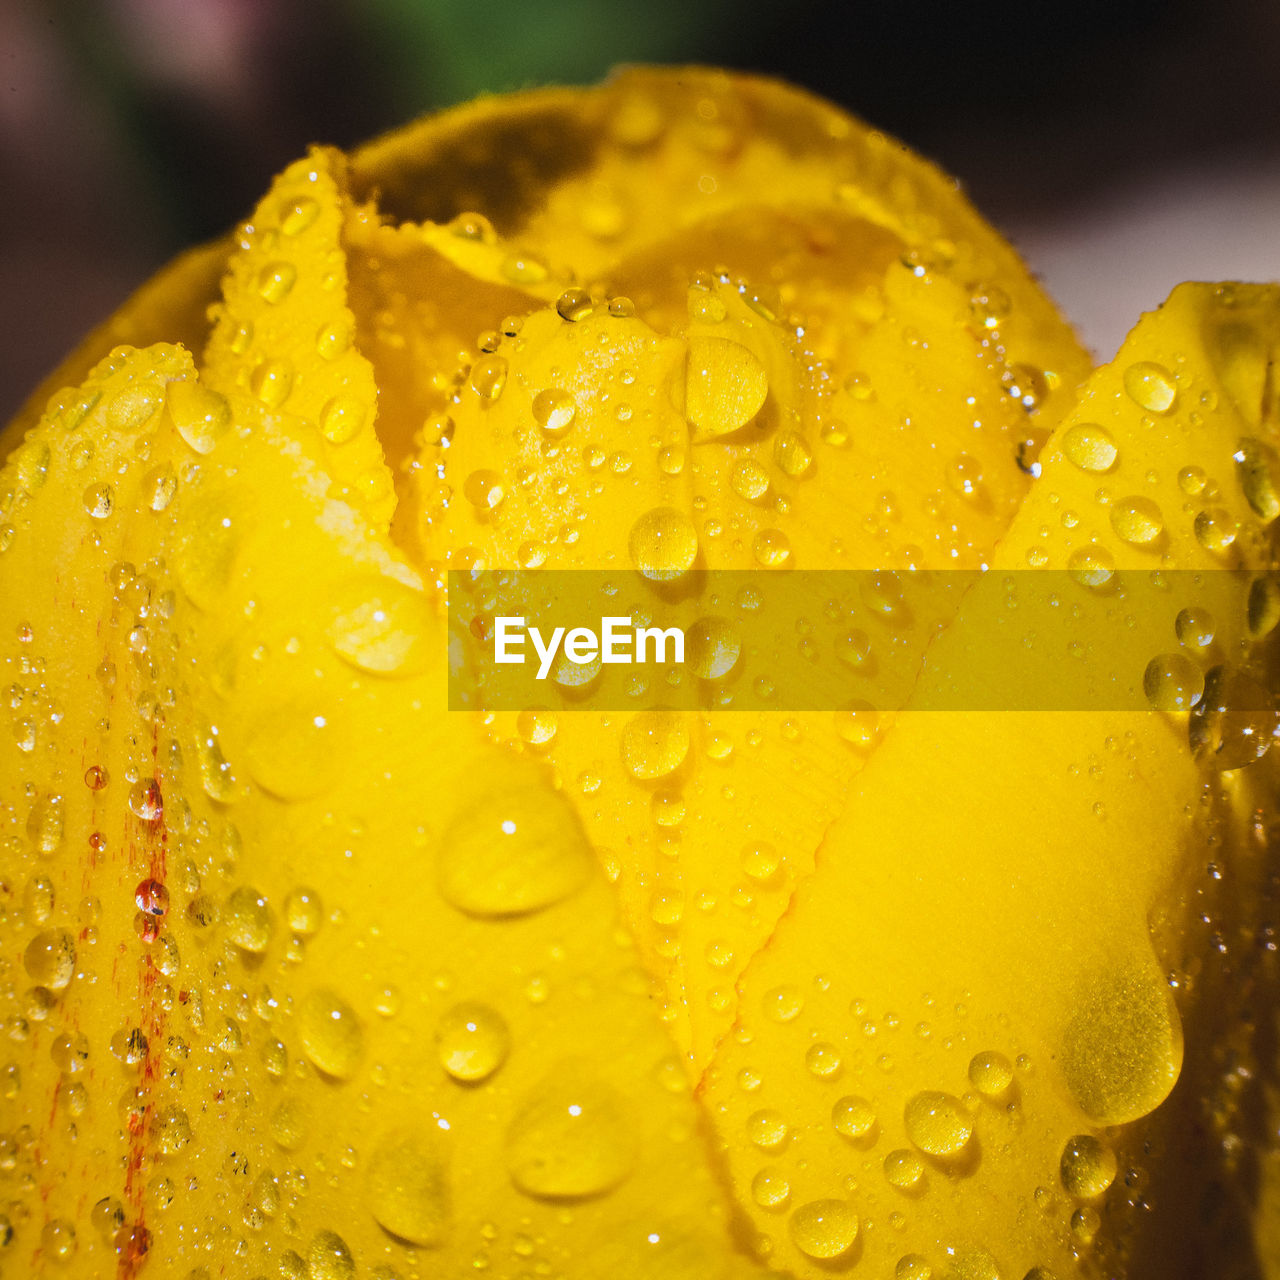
(704, 283, 1280, 1278)
(2, 62, 1274, 1280)
(354, 67, 1090, 1068)
(0, 348, 754, 1278)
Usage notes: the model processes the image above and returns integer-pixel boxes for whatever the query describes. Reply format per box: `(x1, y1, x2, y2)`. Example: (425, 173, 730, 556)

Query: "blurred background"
(3, 0, 1279, 422)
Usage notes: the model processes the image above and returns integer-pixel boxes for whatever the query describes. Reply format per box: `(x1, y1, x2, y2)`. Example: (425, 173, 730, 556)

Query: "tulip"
(0, 66, 1275, 1280)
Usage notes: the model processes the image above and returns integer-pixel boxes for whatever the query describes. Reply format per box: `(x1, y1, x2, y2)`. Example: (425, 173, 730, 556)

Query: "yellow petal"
(0, 344, 752, 1277)
(703, 282, 1280, 1277)
(202, 147, 394, 528)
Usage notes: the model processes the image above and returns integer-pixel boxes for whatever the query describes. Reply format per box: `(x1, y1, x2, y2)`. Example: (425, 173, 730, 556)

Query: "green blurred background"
(3, 0, 1279, 421)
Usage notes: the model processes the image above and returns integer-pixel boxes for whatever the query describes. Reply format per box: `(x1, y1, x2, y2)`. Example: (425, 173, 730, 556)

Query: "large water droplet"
(621, 711, 690, 780)
(788, 1199, 859, 1261)
(168, 381, 231, 455)
(1059, 1134, 1116, 1200)
(1060, 961, 1182, 1125)
(308, 1230, 355, 1280)
(506, 1074, 634, 1199)
(629, 508, 698, 581)
(327, 577, 432, 676)
(436, 1002, 510, 1082)
(1189, 664, 1276, 770)
(24, 929, 76, 990)
(1109, 496, 1164, 545)
(366, 1129, 450, 1247)
(225, 886, 275, 953)
(903, 1090, 972, 1158)
(1061, 423, 1118, 473)
(684, 337, 768, 440)
(1123, 361, 1177, 413)
(298, 989, 364, 1080)
(1143, 653, 1203, 712)
(437, 761, 592, 917)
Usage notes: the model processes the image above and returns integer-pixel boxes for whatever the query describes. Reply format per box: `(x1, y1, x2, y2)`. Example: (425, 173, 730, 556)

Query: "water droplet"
(250, 359, 294, 409)
(830, 1095, 876, 1143)
(1062, 423, 1118, 473)
(684, 337, 768, 440)
(1109, 496, 1164, 546)
(366, 1130, 450, 1246)
(1189, 664, 1276, 770)
(24, 929, 76, 990)
(128, 778, 163, 823)
(1060, 963, 1181, 1125)
(1067, 545, 1116, 591)
(752, 529, 791, 567)
(1178, 465, 1206, 496)
(1123, 361, 1177, 413)
(555, 288, 594, 322)
(834, 702, 880, 750)
(903, 1090, 972, 1158)
(774, 432, 812, 477)
(1143, 653, 1203, 712)
(285, 887, 323, 935)
(437, 765, 592, 917)
(14, 438, 51, 491)
(516, 709, 557, 746)
(884, 1148, 925, 1191)
(752, 1167, 791, 1209)
(83, 483, 113, 519)
(629, 508, 698, 581)
(789, 1199, 858, 1260)
(506, 1075, 634, 1199)
(739, 842, 780, 886)
(532, 389, 576, 435)
(225, 886, 274, 952)
(40, 1220, 76, 1263)
(243, 705, 334, 800)
(195, 724, 237, 802)
(687, 616, 740, 679)
(968, 1051, 1014, 1098)
(319, 397, 368, 445)
(1070, 1205, 1101, 1245)
(464, 470, 506, 510)
(897, 1254, 933, 1280)
(805, 1042, 842, 1078)
(280, 197, 319, 236)
(316, 318, 354, 360)
(150, 1105, 192, 1154)
(1248, 575, 1280, 639)
(469, 357, 509, 404)
(257, 260, 297, 304)
(621, 710, 690, 780)
(135, 879, 169, 917)
(764, 985, 803, 1022)
(298, 988, 363, 1080)
(1193, 507, 1238, 554)
(1059, 1134, 1116, 1199)
(436, 1002, 510, 1082)
(327, 576, 431, 677)
(308, 1230, 356, 1280)
(746, 1109, 789, 1150)
(144, 463, 178, 511)
(1234, 437, 1280, 521)
(730, 459, 769, 501)
(26, 794, 65, 855)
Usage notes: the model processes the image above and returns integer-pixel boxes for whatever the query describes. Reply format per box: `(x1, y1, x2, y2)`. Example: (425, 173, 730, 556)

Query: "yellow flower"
(1, 66, 1277, 1279)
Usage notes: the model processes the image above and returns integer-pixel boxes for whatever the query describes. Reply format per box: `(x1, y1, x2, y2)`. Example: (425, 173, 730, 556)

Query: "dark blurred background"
(3, 0, 1279, 422)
